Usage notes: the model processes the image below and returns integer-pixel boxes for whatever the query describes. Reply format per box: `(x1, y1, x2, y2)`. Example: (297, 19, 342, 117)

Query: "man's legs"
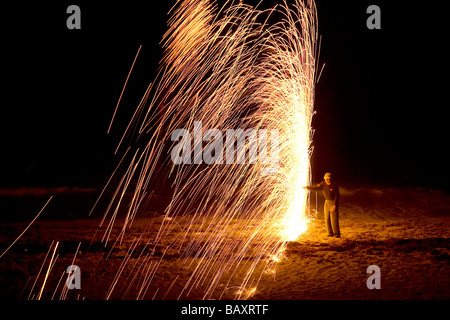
(324, 200, 333, 236)
(330, 210, 340, 237)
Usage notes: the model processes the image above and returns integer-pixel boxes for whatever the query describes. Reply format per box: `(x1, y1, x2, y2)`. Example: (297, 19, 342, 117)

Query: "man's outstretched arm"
(304, 182, 323, 191)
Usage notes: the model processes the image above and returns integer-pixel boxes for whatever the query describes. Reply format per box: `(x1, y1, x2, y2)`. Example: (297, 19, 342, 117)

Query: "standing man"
(304, 172, 340, 238)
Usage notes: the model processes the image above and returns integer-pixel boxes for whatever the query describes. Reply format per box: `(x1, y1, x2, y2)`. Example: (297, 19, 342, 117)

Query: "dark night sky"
(1, 1, 446, 195)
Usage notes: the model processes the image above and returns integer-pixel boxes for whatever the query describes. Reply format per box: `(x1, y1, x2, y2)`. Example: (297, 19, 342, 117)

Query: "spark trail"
(100, 0, 318, 300)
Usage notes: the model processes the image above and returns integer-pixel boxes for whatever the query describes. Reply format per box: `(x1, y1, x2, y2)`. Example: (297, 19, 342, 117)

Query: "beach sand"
(1, 187, 449, 300)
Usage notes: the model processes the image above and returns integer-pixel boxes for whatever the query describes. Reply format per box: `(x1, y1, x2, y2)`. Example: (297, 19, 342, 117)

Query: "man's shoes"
(334, 234, 341, 238)
(327, 234, 334, 237)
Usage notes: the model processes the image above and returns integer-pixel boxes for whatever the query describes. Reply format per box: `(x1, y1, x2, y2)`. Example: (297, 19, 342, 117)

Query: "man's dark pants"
(324, 200, 340, 236)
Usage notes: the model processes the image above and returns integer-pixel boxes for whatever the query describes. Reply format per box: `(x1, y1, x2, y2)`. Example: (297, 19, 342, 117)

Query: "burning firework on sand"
(100, 0, 317, 299)
(2, 0, 319, 300)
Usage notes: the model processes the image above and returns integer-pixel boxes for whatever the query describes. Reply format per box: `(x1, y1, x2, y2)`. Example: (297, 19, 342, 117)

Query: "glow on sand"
(100, 0, 318, 300)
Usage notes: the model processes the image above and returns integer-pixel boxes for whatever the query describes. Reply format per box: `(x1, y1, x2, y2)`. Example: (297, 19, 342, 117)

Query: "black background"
(1, 1, 446, 195)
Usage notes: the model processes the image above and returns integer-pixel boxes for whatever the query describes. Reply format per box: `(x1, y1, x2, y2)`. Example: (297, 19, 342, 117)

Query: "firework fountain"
(99, 0, 318, 300)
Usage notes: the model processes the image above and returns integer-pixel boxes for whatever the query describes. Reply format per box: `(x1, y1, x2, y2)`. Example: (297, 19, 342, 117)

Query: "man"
(304, 172, 340, 238)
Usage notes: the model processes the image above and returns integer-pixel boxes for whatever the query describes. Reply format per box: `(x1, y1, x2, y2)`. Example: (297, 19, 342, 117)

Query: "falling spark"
(0, 196, 53, 259)
(98, 0, 318, 300)
(108, 45, 143, 135)
(37, 241, 59, 300)
(27, 240, 56, 300)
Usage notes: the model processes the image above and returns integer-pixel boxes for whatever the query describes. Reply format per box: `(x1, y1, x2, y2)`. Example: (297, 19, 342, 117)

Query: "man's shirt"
(307, 181, 340, 208)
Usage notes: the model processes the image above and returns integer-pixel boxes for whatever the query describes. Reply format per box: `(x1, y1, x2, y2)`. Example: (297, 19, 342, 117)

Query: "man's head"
(324, 172, 332, 185)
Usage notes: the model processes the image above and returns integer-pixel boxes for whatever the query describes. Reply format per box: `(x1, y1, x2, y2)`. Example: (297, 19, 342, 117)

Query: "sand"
(0, 187, 449, 300)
